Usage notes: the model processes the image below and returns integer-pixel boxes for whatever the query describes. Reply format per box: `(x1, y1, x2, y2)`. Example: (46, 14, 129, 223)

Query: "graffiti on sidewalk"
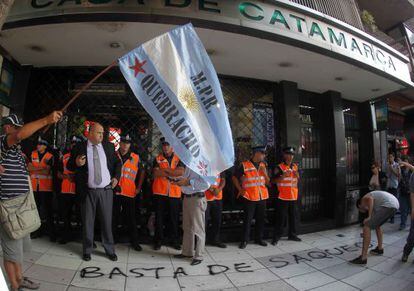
(79, 241, 369, 279)
(258, 242, 369, 269)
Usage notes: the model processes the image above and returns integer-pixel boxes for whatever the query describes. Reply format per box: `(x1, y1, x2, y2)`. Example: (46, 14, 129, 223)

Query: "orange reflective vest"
(205, 176, 223, 201)
(30, 150, 53, 192)
(277, 163, 299, 201)
(61, 153, 76, 194)
(241, 161, 269, 201)
(152, 153, 182, 198)
(117, 152, 140, 198)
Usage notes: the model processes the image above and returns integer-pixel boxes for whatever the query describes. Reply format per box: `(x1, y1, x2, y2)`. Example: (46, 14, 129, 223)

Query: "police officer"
(152, 137, 185, 250)
(205, 173, 226, 248)
(113, 134, 145, 251)
(28, 136, 56, 241)
(58, 135, 80, 244)
(232, 146, 270, 249)
(272, 146, 301, 245)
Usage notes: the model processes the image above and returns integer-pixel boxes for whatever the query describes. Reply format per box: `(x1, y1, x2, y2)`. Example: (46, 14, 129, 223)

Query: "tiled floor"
(1, 222, 413, 291)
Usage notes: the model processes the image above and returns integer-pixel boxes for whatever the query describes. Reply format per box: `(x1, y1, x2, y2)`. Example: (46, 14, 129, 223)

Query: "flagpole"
(42, 60, 118, 134)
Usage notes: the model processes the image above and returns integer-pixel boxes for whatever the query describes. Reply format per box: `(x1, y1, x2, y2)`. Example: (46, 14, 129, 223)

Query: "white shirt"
(87, 140, 111, 188)
(180, 167, 210, 194)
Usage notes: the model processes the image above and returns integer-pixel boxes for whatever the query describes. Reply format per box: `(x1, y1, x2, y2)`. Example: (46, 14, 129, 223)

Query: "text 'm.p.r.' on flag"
(118, 23, 234, 180)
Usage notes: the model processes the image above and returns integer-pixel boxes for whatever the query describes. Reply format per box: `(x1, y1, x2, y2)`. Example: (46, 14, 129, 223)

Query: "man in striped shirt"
(0, 111, 62, 291)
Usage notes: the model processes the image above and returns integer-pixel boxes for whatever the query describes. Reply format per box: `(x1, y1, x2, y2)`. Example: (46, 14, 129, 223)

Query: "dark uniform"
(113, 134, 144, 251)
(205, 173, 226, 248)
(152, 138, 185, 250)
(272, 147, 301, 245)
(58, 136, 81, 244)
(233, 146, 269, 249)
(30, 137, 56, 241)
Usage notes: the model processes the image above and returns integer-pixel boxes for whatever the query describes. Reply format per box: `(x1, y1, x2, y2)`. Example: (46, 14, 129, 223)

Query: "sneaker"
(349, 256, 367, 265)
(402, 253, 408, 263)
(20, 277, 40, 290)
(370, 247, 384, 255)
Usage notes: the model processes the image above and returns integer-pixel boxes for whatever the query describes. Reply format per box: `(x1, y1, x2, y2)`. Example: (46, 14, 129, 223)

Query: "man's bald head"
(88, 122, 104, 145)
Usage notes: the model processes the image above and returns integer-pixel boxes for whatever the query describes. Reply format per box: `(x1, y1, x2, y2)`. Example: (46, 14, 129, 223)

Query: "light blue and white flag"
(119, 23, 234, 180)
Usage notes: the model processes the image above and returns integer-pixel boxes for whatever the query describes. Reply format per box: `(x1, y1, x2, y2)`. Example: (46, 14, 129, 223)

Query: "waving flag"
(119, 23, 234, 179)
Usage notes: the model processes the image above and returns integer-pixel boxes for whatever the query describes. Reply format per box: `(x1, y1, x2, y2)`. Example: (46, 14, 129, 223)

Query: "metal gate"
(22, 68, 277, 229)
(299, 91, 322, 220)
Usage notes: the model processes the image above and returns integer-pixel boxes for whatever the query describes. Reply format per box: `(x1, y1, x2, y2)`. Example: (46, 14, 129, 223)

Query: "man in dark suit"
(67, 122, 121, 261)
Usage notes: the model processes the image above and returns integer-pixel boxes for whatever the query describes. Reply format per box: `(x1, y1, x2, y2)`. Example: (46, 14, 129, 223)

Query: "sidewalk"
(1, 222, 413, 291)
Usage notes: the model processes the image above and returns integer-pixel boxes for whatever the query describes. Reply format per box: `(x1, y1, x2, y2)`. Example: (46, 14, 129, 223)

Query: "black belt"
(89, 184, 112, 191)
(183, 192, 205, 198)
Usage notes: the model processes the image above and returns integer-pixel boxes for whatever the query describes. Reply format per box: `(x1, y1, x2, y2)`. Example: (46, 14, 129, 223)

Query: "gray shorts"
(0, 225, 31, 264)
(367, 207, 397, 229)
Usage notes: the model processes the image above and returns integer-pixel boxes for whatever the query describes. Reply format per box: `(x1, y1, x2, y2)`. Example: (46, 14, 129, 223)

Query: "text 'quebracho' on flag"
(118, 23, 234, 179)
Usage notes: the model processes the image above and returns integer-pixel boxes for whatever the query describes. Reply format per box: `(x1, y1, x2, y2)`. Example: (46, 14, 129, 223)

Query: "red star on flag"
(129, 57, 147, 77)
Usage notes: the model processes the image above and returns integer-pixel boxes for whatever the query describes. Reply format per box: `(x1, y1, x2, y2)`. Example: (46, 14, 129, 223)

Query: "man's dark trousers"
(242, 198, 266, 242)
(154, 195, 180, 245)
(113, 194, 138, 245)
(82, 187, 115, 255)
(274, 199, 298, 239)
(403, 219, 414, 257)
(206, 200, 223, 243)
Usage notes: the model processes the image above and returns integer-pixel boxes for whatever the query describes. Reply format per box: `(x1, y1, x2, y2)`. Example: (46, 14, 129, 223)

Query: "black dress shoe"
(255, 240, 268, 247)
(83, 254, 91, 261)
(191, 259, 202, 266)
(369, 247, 384, 255)
(239, 241, 247, 249)
(271, 238, 279, 246)
(107, 253, 118, 261)
(92, 242, 97, 249)
(31, 231, 42, 239)
(154, 243, 161, 251)
(288, 236, 302, 242)
(212, 241, 227, 248)
(349, 256, 367, 265)
(58, 238, 68, 245)
(174, 254, 192, 259)
(133, 244, 142, 252)
(172, 243, 182, 251)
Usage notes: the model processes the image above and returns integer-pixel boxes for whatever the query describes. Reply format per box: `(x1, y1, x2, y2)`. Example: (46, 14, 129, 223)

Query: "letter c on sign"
(239, 2, 264, 21)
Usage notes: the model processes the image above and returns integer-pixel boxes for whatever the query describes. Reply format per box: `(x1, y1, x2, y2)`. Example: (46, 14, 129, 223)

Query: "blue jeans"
(403, 219, 414, 256)
(387, 188, 398, 222)
(399, 195, 411, 227)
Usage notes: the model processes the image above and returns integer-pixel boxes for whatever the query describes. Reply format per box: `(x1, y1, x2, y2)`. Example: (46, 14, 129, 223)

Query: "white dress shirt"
(180, 167, 210, 194)
(87, 140, 111, 188)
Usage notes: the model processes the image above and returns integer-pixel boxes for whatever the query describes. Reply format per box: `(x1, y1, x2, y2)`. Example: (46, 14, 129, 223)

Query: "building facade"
(0, 0, 413, 236)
